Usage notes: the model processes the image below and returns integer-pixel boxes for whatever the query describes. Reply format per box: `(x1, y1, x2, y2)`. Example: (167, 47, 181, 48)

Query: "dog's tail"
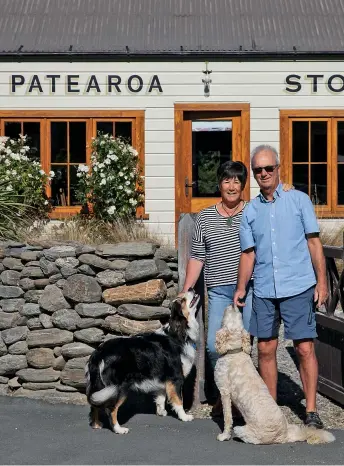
(287, 424, 335, 444)
(86, 354, 118, 405)
(89, 385, 118, 405)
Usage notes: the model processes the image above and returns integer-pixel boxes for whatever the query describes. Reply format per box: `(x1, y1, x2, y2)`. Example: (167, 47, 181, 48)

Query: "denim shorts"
(250, 285, 317, 340)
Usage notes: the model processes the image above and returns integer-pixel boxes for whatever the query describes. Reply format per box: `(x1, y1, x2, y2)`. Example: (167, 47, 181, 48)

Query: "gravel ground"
(190, 326, 344, 430)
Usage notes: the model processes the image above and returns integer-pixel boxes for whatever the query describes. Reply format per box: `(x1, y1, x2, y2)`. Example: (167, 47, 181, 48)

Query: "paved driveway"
(0, 396, 343, 465)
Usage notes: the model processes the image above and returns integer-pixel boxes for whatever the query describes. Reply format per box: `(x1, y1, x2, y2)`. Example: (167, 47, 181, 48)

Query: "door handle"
(185, 177, 196, 197)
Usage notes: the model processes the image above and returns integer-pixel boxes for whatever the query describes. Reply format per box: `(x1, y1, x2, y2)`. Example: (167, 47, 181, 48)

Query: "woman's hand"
(282, 183, 295, 192)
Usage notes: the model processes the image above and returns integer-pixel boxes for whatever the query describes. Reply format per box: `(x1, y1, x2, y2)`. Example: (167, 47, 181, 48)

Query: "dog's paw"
(156, 407, 168, 417)
(179, 413, 193, 422)
(91, 422, 103, 430)
(114, 424, 129, 435)
(217, 432, 231, 442)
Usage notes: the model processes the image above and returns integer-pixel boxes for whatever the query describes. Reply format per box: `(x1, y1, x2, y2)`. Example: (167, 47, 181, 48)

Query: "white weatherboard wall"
(1, 60, 344, 243)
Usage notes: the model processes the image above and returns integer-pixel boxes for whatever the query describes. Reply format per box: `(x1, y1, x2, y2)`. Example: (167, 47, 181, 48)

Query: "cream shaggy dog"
(214, 305, 335, 445)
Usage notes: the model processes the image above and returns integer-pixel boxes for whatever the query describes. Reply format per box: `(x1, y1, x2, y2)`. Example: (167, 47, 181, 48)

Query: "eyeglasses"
(252, 165, 278, 175)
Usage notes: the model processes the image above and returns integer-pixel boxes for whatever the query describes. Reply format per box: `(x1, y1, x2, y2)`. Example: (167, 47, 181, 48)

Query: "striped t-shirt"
(190, 203, 247, 288)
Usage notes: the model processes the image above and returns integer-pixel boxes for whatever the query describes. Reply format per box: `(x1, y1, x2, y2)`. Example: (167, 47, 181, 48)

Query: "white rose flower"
(39, 169, 45, 175)
(49, 170, 55, 177)
(125, 180, 130, 185)
(44, 200, 49, 205)
(118, 172, 124, 177)
(107, 206, 116, 215)
(100, 179, 106, 186)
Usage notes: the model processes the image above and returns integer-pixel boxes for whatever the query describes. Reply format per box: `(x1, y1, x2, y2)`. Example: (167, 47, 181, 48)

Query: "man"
(234, 144, 328, 429)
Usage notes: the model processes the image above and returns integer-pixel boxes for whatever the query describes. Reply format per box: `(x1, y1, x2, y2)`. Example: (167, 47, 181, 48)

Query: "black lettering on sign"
(327, 74, 344, 92)
(306, 74, 324, 93)
(285, 74, 301, 92)
(11, 75, 25, 93)
(128, 75, 143, 93)
(148, 75, 163, 93)
(108, 75, 122, 92)
(86, 75, 101, 93)
(46, 75, 61, 93)
(67, 75, 80, 93)
(28, 75, 43, 93)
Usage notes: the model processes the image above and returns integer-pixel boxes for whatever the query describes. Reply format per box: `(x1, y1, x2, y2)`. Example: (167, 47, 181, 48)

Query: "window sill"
(49, 206, 149, 221)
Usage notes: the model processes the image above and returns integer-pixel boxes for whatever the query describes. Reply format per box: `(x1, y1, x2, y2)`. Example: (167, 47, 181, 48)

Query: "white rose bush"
(76, 133, 144, 220)
(0, 135, 53, 217)
(0, 135, 53, 237)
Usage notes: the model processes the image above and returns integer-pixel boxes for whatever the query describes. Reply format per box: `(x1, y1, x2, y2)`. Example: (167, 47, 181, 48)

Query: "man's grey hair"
(251, 145, 280, 166)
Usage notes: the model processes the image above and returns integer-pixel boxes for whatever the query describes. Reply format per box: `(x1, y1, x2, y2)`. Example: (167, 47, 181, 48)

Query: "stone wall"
(0, 240, 178, 404)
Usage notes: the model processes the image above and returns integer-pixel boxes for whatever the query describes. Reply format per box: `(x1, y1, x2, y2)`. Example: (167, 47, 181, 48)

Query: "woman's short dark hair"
(217, 161, 248, 189)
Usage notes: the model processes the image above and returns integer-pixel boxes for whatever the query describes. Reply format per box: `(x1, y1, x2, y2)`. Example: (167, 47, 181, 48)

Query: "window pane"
(97, 121, 113, 135)
(337, 122, 344, 162)
(50, 165, 68, 206)
(70, 165, 80, 206)
(51, 122, 67, 163)
(4, 122, 21, 139)
(292, 164, 309, 195)
(338, 165, 344, 205)
(192, 120, 232, 197)
(311, 164, 327, 205)
(311, 121, 327, 162)
(70, 122, 86, 163)
(23, 122, 40, 161)
(292, 121, 308, 162)
(115, 122, 132, 144)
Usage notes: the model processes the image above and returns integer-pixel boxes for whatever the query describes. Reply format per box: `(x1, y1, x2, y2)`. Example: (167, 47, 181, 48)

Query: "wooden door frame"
(174, 103, 250, 241)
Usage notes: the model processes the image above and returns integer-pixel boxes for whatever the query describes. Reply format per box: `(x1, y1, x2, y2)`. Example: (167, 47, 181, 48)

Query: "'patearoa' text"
(10, 74, 163, 95)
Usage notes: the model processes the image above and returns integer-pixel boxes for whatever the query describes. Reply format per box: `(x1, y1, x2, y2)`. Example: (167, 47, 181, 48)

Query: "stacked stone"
(0, 240, 178, 404)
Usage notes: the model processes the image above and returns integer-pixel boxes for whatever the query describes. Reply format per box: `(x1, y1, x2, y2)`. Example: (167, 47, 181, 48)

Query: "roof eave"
(1, 50, 344, 61)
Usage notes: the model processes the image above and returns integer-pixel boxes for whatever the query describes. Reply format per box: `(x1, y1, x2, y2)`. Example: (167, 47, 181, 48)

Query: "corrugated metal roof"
(1, 0, 344, 57)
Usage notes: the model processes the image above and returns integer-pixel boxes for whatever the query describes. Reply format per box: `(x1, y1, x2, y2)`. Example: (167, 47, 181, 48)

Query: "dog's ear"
(169, 299, 188, 338)
(171, 298, 183, 319)
(215, 328, 232, 355)
(241, 329, 251, 354)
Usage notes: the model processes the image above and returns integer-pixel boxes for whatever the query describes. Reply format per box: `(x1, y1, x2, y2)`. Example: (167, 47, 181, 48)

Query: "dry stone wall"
(0, 240, 178, 404)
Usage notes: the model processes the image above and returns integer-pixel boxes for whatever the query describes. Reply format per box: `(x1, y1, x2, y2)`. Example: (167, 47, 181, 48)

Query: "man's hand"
(234, 289, 246, 307)
(314, 282, 328, 307)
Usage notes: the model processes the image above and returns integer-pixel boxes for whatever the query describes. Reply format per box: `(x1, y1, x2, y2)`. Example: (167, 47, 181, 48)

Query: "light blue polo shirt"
(240, 183, 319, 299)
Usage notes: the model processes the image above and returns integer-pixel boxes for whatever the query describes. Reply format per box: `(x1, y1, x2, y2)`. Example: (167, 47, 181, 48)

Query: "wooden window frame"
(0, 110, 147, 220)
(280, 110, 344, 217)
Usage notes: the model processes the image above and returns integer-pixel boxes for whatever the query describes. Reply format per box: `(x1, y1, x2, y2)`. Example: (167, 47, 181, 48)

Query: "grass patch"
(319, 224, 343, 248)
(17, 217, 165, 247)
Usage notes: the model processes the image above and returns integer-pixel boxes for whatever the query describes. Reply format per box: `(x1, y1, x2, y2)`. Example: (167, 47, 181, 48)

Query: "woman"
(180, 160, 291, 414)
(180, 161, 252, 370)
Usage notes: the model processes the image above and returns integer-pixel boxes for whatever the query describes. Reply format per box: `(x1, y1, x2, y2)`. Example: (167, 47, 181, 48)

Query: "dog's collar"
(224, 348, 243, 355)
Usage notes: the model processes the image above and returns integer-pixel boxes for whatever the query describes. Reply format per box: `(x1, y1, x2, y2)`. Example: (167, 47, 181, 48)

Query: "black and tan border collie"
(85, 289, 200, 434)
